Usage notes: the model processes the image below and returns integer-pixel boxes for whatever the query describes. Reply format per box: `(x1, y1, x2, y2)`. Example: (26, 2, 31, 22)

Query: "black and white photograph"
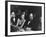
(5, 1, 45, 36)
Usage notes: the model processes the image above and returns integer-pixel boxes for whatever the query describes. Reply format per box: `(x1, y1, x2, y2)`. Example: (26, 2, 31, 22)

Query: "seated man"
(29, 13, 41, 31)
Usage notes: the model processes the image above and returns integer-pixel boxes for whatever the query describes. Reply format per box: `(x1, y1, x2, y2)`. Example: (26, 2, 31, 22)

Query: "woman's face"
(21, 12, 25, 19)
(12, 12, 15, 15)
(11, 11, 15, 17)
(21, 14, 25, 19)
(29, 13, 33, 20)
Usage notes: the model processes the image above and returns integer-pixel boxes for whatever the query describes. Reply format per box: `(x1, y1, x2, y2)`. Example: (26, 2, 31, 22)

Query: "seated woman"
(10, 12, 19, 32)
(10, 11, 18, 26)
(15, 12, 26, 32)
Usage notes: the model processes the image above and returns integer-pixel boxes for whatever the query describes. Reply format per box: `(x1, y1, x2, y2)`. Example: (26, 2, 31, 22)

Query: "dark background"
(10, 5, 42, 32)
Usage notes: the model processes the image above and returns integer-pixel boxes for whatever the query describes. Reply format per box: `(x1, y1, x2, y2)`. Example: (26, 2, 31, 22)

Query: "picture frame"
(5, 1, 45, 36)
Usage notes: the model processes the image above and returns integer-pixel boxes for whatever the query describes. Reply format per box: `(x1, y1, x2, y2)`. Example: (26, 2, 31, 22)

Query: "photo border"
(5, 1, 45, 36)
